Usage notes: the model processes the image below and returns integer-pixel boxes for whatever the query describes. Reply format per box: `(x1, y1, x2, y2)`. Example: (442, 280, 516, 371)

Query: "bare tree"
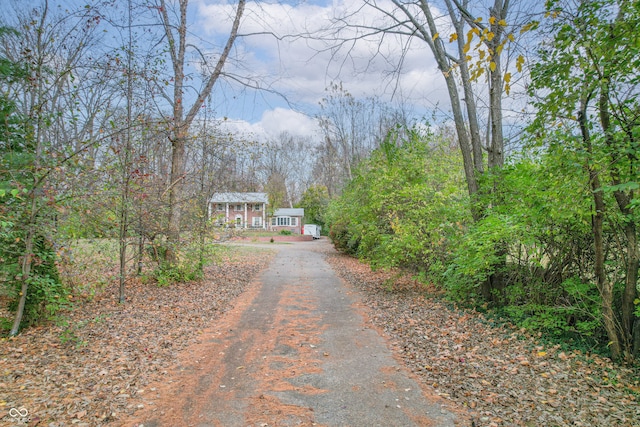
(315, 82, 410, 195)
(153, 0, 245, 263)
(0, 0, 108, 334)
(257, 132, 316, 208)
(330, 0, 534, 209)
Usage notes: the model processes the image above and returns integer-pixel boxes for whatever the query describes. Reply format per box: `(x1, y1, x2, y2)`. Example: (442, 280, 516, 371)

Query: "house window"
(276, 217, 291, 226)
(253, 217, 262, 227)
(253, 204, 262, 211)
(235, 216, 242, 227)
(235, 204, 242, 211)
(216, 203, 224, 211)
(291, 217, 298, 226)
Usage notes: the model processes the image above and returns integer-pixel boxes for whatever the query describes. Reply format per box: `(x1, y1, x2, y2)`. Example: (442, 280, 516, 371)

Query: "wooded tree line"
(1, 0, 638, 364)
(0, 0, 401, 335)
(327, 0, 640, 362)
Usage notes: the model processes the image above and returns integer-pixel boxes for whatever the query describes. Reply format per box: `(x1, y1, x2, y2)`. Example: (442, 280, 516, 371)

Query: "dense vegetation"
(326, 0, 640, 362)
(327, 129, 610, 349)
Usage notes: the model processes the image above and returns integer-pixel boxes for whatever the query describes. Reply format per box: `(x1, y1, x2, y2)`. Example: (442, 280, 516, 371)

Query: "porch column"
(225, 203, 229, 224)
(244, 203, 248, 228)
(262, 206, 266, 229)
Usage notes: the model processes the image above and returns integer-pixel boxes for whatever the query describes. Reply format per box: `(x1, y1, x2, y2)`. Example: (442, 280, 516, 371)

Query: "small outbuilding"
(270, 208, 304, 234)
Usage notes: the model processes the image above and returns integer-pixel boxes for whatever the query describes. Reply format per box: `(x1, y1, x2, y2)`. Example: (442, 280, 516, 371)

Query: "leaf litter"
(2, 243, 639, 427)
(326, 251, 640, 427)
(0, 247, 274, 426)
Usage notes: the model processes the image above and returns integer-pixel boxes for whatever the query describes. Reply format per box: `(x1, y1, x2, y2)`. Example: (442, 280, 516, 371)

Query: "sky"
(3, 0, 533, 144)
(188, 0, 447, 142)
(2, 0, 462, 143)
(0, 0, 449, 139)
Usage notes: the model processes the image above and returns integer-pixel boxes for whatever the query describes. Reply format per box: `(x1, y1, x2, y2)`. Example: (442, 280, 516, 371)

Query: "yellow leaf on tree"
(486, 31, 495, 41)
(508, 33, 515, 42)
(489, 61, 497, 72)
(504, 72, 511, 83)
(449, 33, 458, 42)
(475, 17, 483, 23)
(432, 32, 439, 41)
(504, 82, 511, 95)
(489, 16, 496, 25)
(498, 19, 507, 26)
(521, 22, 533, 34)
(479, 50, 486, 60)
(516, 54, 525, 72)
(463, 42, 470, 54)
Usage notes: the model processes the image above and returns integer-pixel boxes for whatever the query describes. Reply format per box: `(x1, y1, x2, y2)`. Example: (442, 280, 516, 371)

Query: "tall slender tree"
(154, 0, 245, 263)
(529, 0, 640, 360)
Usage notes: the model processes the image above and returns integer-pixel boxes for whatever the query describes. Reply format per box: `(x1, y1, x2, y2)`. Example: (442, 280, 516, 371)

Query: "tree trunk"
(487, 1, 506, 170)
(579, 96, 621, 360)
(119, 0, 134, 303)
(166, 127, 186, 263)
(11, 2, 47, 335)
(599, 77, 638, 360)
(160, 0, 245, 264)
(10, 209, 37, 336)
(446, 0, 484, 174)
(622, 223, 639, 357)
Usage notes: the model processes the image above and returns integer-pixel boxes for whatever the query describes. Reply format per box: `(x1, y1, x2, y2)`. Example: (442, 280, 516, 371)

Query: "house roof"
(273, 208, 304, 217)
(210, 192, 269, 204)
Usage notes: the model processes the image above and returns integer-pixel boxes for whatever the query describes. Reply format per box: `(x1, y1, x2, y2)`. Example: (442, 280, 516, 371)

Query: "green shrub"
(326, 125, 469, 274)
(328, 219, 359, 255)
(3, 236, 70, 332)
(151, 261, 202, 287)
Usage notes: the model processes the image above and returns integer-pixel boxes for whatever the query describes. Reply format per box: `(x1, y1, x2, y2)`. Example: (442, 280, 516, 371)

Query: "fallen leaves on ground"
(3, 242, 640, 427)
(326, 252, 640, 427)
(0, 247, 274, 426)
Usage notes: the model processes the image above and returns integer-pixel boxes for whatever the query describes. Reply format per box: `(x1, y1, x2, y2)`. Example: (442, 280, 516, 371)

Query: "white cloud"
(260, 108, 320, 138)
(220, 107, 321, 141)
(193, 0, 450, 138)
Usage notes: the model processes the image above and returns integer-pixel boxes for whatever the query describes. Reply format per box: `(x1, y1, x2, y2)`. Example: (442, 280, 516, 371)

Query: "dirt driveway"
(127, 240, 462, 427)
